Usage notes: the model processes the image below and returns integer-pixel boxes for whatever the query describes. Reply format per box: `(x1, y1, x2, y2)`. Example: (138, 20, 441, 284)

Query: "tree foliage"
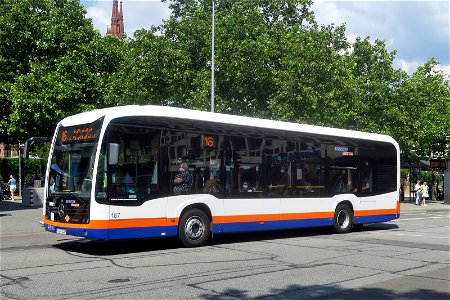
(1, 0, 124, 142)
(1, 0, 449, 164)
(395, 60, 450, 161)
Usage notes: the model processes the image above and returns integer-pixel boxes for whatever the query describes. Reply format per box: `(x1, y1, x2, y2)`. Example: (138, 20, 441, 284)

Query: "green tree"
(269, 24, 356, 126)
(2, 0, 125, 143)
(0, 0, 98, 143)
(110, 0, 321, 115)
(395, 59, 450, 162)
(4, 0, 448, 169)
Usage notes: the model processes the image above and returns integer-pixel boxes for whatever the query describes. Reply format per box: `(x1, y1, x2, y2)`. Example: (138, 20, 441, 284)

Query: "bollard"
(30, 189, 34, 206)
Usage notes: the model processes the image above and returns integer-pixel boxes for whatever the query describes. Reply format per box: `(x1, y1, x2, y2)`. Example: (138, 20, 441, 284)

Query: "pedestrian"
(414, 179, 421, 205)
(399, 179, 404, 203)
(7, 175, 16, 201)
(421, 181, 429, 206)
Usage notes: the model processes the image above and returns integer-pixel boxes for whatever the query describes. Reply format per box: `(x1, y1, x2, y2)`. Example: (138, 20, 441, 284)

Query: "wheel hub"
(337, 210, 349, 229)
(185, 216, 205, 240)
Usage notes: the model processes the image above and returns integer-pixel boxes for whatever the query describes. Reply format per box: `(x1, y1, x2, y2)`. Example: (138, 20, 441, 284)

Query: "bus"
(42, 105, 400, 247)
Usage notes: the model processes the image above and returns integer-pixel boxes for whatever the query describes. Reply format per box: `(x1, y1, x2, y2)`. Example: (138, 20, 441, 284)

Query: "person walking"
(414, 179, 421, 205)
(421, 181, 429, 206)
(7, 175, 16, 201)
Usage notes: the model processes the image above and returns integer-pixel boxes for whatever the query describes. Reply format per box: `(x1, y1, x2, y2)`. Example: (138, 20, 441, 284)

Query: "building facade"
(106, 0, 124, 37)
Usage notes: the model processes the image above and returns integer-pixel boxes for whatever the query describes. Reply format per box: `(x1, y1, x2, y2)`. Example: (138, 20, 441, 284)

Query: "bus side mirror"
(108, 143, 119, 165)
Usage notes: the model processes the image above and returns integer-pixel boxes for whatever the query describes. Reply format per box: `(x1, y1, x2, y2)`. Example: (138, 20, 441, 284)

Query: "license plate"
(56, 228, 66, 235)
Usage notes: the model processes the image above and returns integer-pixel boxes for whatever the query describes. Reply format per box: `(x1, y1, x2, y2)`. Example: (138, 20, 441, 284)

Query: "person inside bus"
(279, 166, 289, 187)
(241, 181, 254, 192)
(279, 166, 289, 197)
(254, 180, 262, 192)
(204, 177, 221, 194)
(49, 175, 56, 193)
(362, 177, 370, 192)
(122, 171, 135, 194)
(173, 162, 193, 195)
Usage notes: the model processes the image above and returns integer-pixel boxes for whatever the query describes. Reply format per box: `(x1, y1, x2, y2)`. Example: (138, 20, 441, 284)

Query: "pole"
(18, 148, 22, 198)
(30, 189, 34, 206)
(444, 160, 450, 205)
(211, 0, 215, 113)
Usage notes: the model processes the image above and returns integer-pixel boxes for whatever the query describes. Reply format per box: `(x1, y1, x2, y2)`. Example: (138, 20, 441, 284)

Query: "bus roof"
(59, 105, 398, 146)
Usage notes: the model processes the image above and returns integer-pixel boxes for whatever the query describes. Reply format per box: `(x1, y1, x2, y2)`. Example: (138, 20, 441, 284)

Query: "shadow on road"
(197, 283, 450, 300)
(53, 237, 181, 255)
(53, 223, 399, 256)
(0, 200, 41, 213)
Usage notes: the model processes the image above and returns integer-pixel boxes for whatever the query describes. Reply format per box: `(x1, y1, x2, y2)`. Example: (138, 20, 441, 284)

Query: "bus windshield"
(48, 118, 103, 200)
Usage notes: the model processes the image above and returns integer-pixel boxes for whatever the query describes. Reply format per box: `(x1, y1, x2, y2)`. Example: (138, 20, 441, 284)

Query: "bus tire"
(333, 204, 353, 234)
(178, 209, 210, 247)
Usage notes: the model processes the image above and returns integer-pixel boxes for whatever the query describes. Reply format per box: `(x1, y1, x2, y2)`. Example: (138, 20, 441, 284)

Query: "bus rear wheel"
(333, 204, 353, 234)
(178, 209, 210, 247)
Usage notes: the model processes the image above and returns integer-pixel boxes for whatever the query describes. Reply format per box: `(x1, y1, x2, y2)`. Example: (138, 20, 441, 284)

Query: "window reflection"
(94, 117, 397, 204)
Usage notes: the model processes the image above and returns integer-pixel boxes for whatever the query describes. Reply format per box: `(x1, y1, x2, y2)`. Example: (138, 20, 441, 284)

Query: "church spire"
(106, 0, 124, 37)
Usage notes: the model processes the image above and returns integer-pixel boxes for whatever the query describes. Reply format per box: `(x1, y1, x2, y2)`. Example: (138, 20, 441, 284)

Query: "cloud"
(83, 0, 449, 77)
(432, 64, 450, 79)
(312, 0, 449, 74)
(85, 3, 110, 34)
(395, 59, 422, 74)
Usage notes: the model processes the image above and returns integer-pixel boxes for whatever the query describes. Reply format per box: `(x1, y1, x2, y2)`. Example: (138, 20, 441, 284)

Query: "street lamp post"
(444, 135, 450, 204)
(211, 0, 215, 113)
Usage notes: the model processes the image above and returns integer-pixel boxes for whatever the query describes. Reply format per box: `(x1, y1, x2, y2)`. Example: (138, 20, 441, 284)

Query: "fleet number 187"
(111, 213, 121, 219)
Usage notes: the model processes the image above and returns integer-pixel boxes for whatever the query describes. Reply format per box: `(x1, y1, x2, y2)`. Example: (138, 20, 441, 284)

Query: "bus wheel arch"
(178, 204, 212, 247)
(333, 201, 354, 234)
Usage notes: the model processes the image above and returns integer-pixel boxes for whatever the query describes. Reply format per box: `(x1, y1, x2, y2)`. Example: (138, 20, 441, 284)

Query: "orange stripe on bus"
(44, 218, 109, 229)
(281, 212, 334, 220)
(43, 216, 174, 229)
(109, 218, 170, 228)
(221, 214, 279, 223)
(354, 209, 397, 217)
(220, 212, 334, 223)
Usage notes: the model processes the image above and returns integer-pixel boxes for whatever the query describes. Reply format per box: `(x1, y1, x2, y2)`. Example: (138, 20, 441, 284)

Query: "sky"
(80, 0, 449, 76)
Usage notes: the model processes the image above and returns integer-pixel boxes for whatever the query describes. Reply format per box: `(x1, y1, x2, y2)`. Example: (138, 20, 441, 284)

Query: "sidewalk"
(401, 200, 450, 212)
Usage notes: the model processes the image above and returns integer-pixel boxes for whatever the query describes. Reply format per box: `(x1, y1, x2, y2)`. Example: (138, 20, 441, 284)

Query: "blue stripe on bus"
(107, 226, 178, 240)
(44, 224, 178, 240)
(354, 214, 398, 224)
(221, 218, 334, 233)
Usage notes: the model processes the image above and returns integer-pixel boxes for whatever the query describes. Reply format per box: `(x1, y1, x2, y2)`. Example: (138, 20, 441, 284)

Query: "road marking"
(394, 216, 449, 221)
(429, 236, 450, 239)
(362, 231, 449, 240)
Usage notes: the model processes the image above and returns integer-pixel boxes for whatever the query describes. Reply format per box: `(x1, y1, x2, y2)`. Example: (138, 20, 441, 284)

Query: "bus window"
(290, 143, 325, 197)
(328, 145, 358, 194)
(103, 125, 160, 204)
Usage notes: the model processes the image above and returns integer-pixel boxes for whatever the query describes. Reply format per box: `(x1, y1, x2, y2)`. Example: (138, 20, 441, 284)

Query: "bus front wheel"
(178, 209, 210, 247)
(333, 204, 353, 234)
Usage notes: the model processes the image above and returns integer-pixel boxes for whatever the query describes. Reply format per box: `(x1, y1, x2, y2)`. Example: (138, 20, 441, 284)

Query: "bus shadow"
(210, 223, 399, 246)
(53, 237, 181, 255)
(53, 223, 399, 256)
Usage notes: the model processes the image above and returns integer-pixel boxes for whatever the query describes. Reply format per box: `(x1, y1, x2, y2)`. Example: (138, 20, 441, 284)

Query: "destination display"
(57, 117, 104, 144)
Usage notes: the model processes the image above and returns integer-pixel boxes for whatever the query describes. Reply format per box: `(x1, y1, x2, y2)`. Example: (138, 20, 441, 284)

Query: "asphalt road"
(1, 200, 449, 299)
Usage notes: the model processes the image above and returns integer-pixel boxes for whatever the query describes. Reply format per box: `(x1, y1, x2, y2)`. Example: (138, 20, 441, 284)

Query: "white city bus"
(42, 105, 400, 247)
